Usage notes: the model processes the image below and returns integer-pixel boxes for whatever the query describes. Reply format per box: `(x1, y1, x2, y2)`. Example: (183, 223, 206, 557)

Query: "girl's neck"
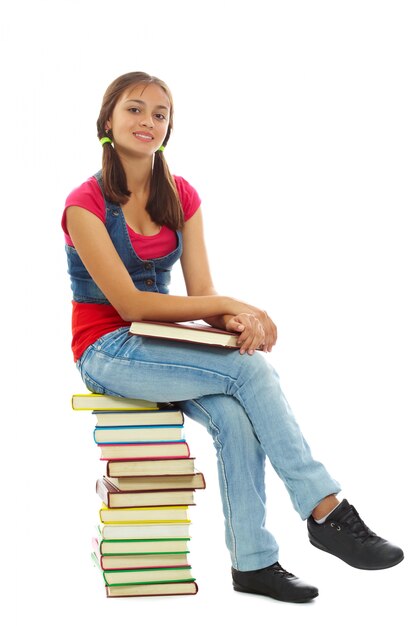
(119, 154, 153, 195)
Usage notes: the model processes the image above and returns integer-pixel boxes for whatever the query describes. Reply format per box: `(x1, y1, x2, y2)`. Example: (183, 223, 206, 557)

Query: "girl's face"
(107, 83, 171, 159)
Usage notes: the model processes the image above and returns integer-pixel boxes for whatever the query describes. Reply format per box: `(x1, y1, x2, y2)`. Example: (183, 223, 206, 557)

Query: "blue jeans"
(77, 327, 341, 571)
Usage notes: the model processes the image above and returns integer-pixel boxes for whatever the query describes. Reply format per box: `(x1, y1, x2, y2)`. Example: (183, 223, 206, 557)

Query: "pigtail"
(98, 130, 131, 204)
(147, 148, 184, 231)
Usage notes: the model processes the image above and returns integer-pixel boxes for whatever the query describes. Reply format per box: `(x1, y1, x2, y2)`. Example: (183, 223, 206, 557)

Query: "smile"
(133, 132, 154, 142)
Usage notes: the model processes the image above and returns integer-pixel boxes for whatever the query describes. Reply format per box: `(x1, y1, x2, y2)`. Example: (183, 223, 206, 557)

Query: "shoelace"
(266, 563, 295, 578)
(337, 505, 376, 543)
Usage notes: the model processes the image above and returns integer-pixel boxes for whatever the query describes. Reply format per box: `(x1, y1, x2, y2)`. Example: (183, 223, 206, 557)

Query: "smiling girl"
(62, 71, 403, 603)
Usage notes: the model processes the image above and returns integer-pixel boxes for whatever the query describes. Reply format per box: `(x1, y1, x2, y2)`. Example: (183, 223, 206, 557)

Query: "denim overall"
(65, 171, 182, 305)
(67, 172, 340, 571)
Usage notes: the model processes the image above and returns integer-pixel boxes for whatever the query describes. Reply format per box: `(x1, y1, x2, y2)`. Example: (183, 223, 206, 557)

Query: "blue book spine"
(93, 425, 184, 444)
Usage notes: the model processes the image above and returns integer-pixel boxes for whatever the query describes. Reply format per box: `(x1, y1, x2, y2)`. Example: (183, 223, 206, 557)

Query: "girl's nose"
(140, 115, 154, 128)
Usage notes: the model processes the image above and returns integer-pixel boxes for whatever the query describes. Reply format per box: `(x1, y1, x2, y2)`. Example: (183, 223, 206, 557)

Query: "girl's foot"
(307, 499, 404, 569)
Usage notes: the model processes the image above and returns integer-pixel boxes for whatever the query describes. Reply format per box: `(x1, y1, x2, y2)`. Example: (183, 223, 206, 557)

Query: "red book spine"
(99, 441, 190, 461)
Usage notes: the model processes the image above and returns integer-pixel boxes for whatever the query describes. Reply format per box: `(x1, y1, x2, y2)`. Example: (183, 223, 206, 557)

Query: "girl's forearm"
(120, 291, 236, 323)
(202, 313, 234, 330)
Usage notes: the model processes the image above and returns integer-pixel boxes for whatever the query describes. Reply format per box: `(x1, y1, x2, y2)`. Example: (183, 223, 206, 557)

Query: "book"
(99, 523, 191, 541)
(72, 393, 159, 411)
(104, 581, 198, 597)
(96, 563, 195, 586)
(129, 320, 240, 348)
(97, 477, 196, 508)
(93, 425, 184, 444)
(92, 538, 190, 570)
(98, 552, 191, 571)
(104, 472, 206, 492)
(105, 457, 196, 478)
(98, 537, 191, 553)
(99, 441, 190, 460)
(99, 504, 190, 524)
(94, 408, 184, 427)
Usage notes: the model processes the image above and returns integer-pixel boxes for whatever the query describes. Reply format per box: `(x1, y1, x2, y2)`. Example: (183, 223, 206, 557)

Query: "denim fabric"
(77, 328, 341, 570)
(65, 171, 182, 304)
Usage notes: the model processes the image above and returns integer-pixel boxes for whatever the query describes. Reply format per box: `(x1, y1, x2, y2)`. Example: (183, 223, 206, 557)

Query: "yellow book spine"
(71, 393, 158, 411)
(99, 504, 190, 524)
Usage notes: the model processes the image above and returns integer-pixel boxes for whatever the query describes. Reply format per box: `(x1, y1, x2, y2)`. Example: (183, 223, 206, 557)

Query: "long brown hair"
(96, 72, 184, 230)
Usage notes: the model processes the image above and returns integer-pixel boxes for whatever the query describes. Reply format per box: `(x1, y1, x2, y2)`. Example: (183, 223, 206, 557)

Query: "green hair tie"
(100, 136, 112, 146)
(157, 145, 165, 152)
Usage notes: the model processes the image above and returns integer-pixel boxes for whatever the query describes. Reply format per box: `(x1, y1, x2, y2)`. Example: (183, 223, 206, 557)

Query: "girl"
(62, 71, 403, 603)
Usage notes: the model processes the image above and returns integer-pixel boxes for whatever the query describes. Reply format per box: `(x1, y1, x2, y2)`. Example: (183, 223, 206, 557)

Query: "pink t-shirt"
(62, 174, 201, 259)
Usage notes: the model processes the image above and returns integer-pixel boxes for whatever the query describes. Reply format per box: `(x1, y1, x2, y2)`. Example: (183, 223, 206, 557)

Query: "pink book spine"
(99, 441, 190, 461)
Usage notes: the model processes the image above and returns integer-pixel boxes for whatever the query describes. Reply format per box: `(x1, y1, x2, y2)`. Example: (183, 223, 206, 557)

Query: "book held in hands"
(129, 320, 240, 348)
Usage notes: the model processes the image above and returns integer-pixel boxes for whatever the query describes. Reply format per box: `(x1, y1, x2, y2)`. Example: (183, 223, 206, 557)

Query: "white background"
(3, 1, 416, 624)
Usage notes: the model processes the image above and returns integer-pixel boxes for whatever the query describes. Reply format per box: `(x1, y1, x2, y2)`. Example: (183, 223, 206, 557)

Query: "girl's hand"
(248, 307, 278, 352)
(226, 312, 275, 355)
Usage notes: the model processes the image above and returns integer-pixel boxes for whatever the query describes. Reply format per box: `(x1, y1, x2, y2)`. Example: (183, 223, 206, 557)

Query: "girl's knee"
(236, 351, 277, 380)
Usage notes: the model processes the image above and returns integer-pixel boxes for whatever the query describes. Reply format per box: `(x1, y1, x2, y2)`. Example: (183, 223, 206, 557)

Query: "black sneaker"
(232, 562, 318, 603)
(307, 499, 404, 570)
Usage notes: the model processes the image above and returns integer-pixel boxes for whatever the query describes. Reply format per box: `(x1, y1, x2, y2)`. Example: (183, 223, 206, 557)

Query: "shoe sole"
(308, 535, 405, 570)
(232, 582, 318, 603)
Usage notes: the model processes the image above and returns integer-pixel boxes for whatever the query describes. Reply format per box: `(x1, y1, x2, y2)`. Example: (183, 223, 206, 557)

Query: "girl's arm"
(180, 208, 277, 353)
(179, 207, 225, 325)
(66, 205, 237, 323)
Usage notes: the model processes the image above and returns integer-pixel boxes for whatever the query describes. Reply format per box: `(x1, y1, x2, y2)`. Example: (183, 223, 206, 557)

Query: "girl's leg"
(177, 395, 279, 571)
(78, 329, 340, 520)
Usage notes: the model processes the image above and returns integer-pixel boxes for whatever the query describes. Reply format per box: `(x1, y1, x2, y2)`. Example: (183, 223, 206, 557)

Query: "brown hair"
(96, 71, 184, 230)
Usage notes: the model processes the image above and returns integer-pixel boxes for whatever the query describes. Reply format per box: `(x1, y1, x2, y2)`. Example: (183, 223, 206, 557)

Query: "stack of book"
(72, 393, 206, 598)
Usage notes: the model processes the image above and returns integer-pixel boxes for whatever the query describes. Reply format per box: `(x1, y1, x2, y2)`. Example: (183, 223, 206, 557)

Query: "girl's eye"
(128, 107, 141, 113)
(155, 113, 166, 121)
